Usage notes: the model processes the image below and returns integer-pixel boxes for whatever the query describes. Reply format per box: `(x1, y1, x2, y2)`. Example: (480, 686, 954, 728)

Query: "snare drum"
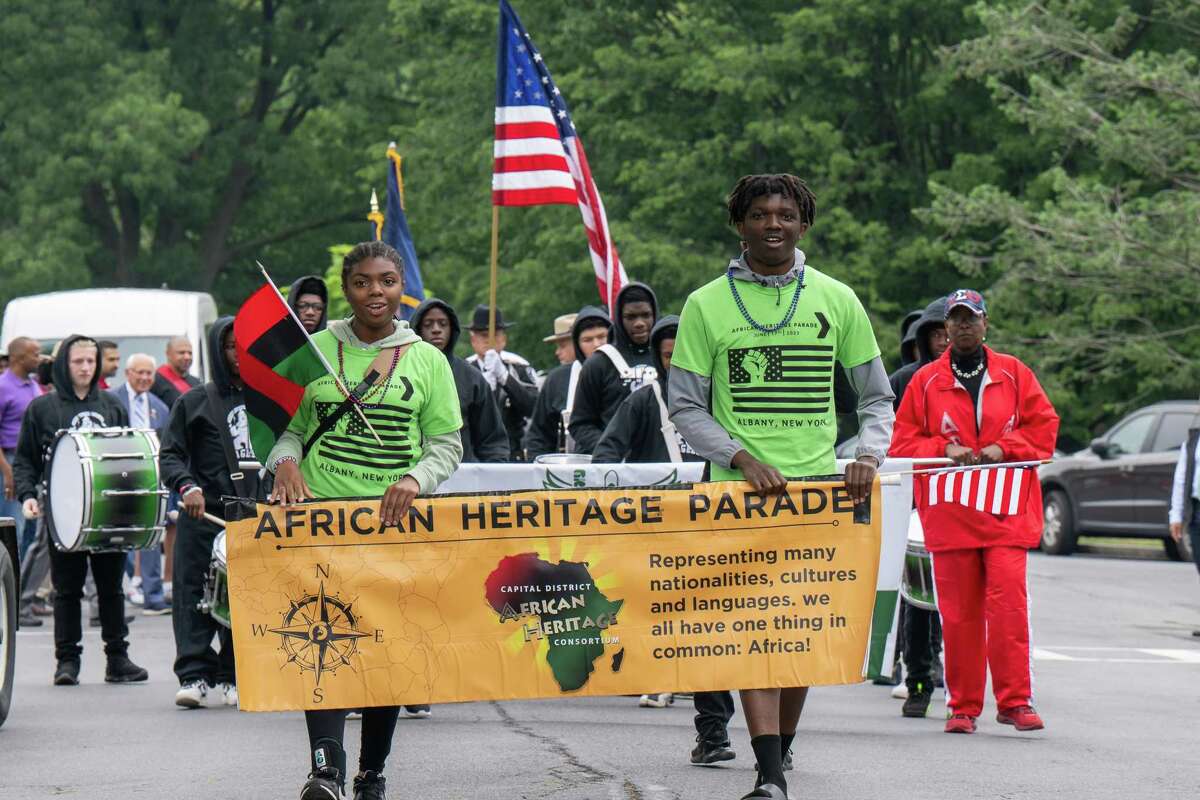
(46, 428, 167, 552)
(901, 510, 937, 611)
(198, 532, 230, 628)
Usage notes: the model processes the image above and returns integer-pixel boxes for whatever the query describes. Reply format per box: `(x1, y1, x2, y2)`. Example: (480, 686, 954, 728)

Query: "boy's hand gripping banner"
(227, 480, 881, 711)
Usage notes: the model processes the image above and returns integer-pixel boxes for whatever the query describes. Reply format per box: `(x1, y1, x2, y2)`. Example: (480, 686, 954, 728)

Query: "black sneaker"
(352, 770, 386, 800)
(301, 768, 344, 800)
(105, 654, 149, 683)
(691, 736, 735, 766)
(902, 684, 932, 718)
(19, 613, 43, 627)
(54, 660, 80, 686)
(740, 783, 787, 799)
(754, 750, 793, 774)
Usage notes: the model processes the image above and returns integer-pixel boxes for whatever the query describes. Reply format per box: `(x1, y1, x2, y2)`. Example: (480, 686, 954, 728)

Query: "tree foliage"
(2, 0, 1197, 440)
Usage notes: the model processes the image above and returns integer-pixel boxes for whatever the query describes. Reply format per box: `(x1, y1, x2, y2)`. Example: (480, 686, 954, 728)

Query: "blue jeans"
(1, 449, 28, 558)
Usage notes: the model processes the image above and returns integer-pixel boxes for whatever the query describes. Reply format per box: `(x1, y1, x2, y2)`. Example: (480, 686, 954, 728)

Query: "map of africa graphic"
(485, 554, 623, 691)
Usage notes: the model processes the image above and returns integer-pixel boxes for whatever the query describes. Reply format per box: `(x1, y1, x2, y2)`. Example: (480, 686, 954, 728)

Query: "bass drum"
(46, 428, 167, 552)
(1, 518, 17, 728)
(901, 510, 937, 611)
(199, 531, 230, 629)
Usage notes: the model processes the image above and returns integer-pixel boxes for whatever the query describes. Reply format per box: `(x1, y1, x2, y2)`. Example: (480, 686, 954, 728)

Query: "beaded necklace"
(337, 341, 402, 409)
(726, 265, 805, 334)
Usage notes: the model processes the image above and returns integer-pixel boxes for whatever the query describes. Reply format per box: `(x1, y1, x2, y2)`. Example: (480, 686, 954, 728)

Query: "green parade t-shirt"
(286, 331, 462, 498)
(671, 264, 880, 481)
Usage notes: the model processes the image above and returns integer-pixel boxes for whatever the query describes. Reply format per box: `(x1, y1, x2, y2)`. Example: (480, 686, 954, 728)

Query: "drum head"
(533, 453, 593, 466)
(907, 509, 925, 547)
(214, 532, 227, 569)
(49, 435, 86, 550)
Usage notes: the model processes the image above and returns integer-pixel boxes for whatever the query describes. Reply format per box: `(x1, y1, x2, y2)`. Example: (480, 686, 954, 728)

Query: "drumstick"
(203, 512, 227, 529)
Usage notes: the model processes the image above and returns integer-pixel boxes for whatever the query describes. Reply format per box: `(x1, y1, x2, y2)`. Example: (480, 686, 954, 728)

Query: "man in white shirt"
(110, 354, 172, 614)
(1168, 425, 1200, 637)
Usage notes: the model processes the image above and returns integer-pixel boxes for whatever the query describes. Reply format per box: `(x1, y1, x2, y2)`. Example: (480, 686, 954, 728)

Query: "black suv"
(1039, 401, 1197, 560)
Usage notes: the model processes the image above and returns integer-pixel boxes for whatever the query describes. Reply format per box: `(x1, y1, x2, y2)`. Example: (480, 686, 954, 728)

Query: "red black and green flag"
(234, 284, 327, 461)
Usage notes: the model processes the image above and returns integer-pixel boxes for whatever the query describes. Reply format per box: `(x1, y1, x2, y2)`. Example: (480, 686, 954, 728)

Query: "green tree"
(924, 1, 1200, 442)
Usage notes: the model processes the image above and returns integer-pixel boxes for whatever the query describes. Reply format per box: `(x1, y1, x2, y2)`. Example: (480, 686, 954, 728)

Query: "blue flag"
(374, 144, 426, 320)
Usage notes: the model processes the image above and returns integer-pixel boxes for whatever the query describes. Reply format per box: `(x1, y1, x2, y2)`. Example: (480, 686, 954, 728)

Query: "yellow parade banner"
(227, 481, 881, 711)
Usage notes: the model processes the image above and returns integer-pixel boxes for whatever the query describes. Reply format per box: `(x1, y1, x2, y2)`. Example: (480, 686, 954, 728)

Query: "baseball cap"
(944, 289, 987, 317)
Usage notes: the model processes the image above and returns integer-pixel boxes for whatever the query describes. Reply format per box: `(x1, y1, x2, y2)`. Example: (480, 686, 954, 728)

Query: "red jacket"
(889, 347, 1059, 551)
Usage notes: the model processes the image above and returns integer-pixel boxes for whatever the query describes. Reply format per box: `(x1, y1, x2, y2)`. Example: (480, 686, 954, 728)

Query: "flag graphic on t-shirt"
(314, 400, 416, 472)
(924, 466, 1034, 517)
(727, 345, 833, 414)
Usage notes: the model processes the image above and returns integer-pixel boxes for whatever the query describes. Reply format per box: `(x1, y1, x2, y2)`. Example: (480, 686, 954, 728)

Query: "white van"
(0, 289, 219, 385)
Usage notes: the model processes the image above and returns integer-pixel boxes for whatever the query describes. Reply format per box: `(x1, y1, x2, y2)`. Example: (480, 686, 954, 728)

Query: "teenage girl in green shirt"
(269, 241, 463, 800)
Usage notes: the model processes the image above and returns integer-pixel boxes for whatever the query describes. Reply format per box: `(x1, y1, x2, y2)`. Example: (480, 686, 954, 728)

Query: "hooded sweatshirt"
(14, 334, 130, 503)
(593, 316, 702, 464)
(266, 318, 463, 498)
(888, 296, 948, 408)
(410, 299, 509, 463)
(524, 306, 612, 459)
(288, 275, 329, 333)
(159, 316, 261, 517)
(567, 282, 659, 454)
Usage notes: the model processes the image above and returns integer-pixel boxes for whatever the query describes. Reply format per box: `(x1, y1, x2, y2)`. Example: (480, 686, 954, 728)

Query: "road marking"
(1035, 646, 1200, 663)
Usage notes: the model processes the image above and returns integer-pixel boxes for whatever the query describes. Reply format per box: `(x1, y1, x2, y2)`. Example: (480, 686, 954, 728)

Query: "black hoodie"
(288, 275, 329, 333)
(888, 296, 949, 407)
(523, 306, 612, 459)
(410, 299, 509, 463)
(593, 315, 702, 464)
(159, 316, 259, 517)
(14, 334, 129, 502)
(567, 282, 659, 454)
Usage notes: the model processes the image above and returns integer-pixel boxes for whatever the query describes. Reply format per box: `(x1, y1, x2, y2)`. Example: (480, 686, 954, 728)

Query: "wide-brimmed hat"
(467, 304, 516, 331)
(543, 313, 578, 342)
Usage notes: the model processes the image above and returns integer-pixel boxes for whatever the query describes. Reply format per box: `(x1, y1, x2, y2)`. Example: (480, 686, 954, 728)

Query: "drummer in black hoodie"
(594, 316, 702, 465)
(159, 316, 258, 709)
(411, 299, 510, 463)
(13, 334, 149, 686)
(524, 306, 611, 459)
(568, 282, 659, 454)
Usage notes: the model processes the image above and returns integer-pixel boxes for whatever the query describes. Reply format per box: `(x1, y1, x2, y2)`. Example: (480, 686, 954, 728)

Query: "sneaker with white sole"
(638, 693, 674, 708)
(175, 679, 209, 709)
(891, 684, 908, 699)
(215, 682, 238, 707)
(402, 705, 431, 718)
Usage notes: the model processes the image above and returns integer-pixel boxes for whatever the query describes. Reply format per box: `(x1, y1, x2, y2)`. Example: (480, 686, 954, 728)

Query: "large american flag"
(492, 0, 627, 312)
(924, 466, 1034, 517)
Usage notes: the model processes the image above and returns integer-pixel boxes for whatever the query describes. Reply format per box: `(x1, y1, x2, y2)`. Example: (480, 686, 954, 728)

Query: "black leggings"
(305, 707, 401, 773)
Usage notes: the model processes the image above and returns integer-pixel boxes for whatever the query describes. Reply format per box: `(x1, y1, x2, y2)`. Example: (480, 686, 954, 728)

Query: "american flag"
(924, 466, 1034, 517)
(493, 0, 627, 312)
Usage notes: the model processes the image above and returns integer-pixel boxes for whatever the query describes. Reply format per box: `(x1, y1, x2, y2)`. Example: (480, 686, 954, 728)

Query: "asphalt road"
(4, 550, 1198, 800)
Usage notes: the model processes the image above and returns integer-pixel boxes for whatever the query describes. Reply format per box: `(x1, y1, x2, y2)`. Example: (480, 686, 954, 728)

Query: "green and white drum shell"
(901, 509, 937, 611)
(46, 428, 167, 553)
(205, 531, 231, 628)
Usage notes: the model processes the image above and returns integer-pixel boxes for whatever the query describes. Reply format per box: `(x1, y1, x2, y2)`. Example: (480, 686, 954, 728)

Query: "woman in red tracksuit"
(890, 289, 1059, 734)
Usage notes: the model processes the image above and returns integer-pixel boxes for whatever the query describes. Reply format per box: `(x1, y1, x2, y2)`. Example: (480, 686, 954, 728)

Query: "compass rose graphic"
(271, 582, 370, 684)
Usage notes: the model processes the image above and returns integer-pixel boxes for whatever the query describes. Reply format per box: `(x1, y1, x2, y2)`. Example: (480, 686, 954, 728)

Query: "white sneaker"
(128, 589, 145, 606)
(175, 680, 209, 709)
(638, 693, 674, 708)
(346, 710, 363, 720)
(215, 682, 238, 707)
(891, 684, 909, 699)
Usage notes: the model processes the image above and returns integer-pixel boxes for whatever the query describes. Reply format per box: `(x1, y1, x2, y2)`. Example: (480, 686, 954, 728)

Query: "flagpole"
(891, 459, 1051, 477)
(488, 204, 500, 345)
(255, 261, 384, 447)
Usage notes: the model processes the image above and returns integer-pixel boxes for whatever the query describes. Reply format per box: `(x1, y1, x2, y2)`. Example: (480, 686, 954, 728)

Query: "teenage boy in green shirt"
(669, 174, 894, 800)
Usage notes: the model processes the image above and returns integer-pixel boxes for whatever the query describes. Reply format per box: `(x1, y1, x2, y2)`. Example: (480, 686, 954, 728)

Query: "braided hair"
(341, 241, 404, 283)
(726, 174, 817, 227)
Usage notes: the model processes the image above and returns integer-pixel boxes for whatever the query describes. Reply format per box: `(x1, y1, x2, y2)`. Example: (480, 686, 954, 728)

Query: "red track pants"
(931, 546, 1033, 717)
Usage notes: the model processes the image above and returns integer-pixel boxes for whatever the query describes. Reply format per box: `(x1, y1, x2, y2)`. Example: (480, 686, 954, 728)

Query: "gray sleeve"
(266, 430, 303, 472)
(407, 431, 464, 494)
(846, 356, 895, 465)
(667, 365, 745, 469)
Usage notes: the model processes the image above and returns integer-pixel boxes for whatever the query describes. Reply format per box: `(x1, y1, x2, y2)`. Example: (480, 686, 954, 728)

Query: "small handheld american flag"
(924, 465, 1035, 517)
(492, 0, 628, 313)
